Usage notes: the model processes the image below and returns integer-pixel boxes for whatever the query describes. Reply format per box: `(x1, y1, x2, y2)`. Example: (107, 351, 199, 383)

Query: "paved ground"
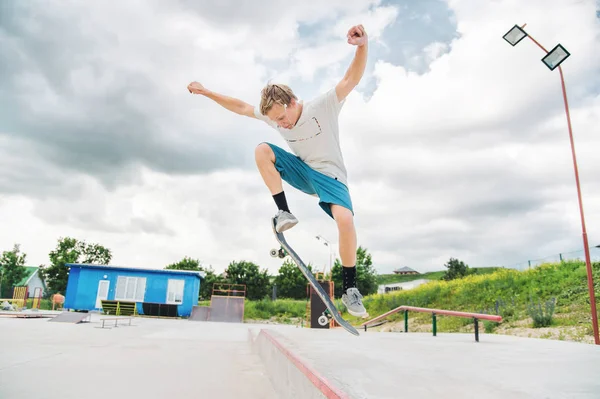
(272, 327, 600, 398)
(0, 314, 282, 399)
(2, 313, 600, 398)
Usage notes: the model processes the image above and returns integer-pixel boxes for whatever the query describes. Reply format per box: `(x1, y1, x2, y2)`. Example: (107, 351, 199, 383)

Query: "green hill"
(349, 260, 600, 343)
(244, 260, 599, 344)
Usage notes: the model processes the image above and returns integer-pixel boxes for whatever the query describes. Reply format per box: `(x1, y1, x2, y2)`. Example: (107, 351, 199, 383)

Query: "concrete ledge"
(255, 329, 350, 399)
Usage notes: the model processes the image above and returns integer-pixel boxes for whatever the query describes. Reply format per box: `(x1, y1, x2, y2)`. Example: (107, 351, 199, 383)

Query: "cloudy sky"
(1, 0, 599, 276)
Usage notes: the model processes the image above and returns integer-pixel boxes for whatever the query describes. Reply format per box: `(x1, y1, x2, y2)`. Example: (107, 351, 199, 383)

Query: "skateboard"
(271, 217, 360, 336)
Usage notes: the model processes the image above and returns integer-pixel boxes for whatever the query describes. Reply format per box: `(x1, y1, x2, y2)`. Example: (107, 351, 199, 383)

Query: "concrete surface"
(252, 328, 345, 399)
(2, 313, 600, 399)
(273, 327, 600, 399)
(0, 314, 280, 399)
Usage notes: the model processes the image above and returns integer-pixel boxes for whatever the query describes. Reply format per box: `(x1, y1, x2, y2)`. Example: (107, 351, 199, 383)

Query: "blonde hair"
(259, 83, 297, 115)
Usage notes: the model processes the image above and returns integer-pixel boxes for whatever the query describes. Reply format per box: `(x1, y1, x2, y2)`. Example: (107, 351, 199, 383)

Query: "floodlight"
(501, 22, 599, 344)
(541, 43, 571, 71)
(503, 24, 527, 46)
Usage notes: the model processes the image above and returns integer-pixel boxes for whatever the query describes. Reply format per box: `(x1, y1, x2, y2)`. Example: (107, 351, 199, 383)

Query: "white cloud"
(1, 0, 599, 279)
(337, 0, 600, 271)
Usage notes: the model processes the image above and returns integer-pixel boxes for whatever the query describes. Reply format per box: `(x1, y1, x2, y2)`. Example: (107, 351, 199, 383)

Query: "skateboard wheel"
(270, 249, 278, 257)
(278, 249, 286, 258)
(318, 315, 329, 326)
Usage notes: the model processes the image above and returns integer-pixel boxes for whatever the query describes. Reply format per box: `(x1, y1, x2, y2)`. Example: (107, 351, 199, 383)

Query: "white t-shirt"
(254, 88, 349, 186)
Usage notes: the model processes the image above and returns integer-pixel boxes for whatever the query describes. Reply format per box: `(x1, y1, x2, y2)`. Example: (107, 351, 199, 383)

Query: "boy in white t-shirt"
(188, 25, 368, 317)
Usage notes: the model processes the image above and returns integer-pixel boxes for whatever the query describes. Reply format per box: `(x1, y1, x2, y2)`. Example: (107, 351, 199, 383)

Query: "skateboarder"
(187, 24, 368, 318)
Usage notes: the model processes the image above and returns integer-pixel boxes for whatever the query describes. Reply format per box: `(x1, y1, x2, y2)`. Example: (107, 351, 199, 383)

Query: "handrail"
(212, 283, 247, 297)
(361, 305, 502, 342)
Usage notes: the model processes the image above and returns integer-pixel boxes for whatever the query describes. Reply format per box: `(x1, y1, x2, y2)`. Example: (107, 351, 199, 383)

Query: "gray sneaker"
(275, 210, 298, 233)
(342, 287, 368, 318)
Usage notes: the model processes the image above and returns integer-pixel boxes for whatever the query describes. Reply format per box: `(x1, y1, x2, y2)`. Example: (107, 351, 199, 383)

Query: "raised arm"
(188, 81, 256, 118)
(335, 24, 368, 102)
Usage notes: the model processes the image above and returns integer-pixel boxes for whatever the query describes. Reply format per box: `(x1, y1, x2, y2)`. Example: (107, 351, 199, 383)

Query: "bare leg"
(255, 143, 283, 195)
(256, 143, 298, 232)
(332, 204, 367, 316)
(330, 204, 357, 266)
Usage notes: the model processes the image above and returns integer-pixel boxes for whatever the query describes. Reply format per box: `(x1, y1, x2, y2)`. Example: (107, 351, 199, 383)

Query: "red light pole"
(502, 24, 599, 345)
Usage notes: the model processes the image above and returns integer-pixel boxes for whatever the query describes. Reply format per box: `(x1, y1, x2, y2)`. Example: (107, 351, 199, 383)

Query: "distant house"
(15, 266, 46, 298)
(377, 279, 431, 295)
(393, 266, 420, 275)
(64, 263, 205, 317)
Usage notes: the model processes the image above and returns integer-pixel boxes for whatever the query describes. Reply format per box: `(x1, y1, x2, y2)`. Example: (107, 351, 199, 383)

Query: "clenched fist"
(347, 25, 367, 47)
(187, 81, 207, 95)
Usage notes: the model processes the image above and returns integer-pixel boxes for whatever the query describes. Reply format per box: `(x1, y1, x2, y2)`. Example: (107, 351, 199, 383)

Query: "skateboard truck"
(318, 309, 334, 326)
(270, 246, 287, 259)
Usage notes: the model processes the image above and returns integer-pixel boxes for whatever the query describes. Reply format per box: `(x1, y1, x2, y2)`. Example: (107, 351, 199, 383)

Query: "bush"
(527, 297, 556, 328)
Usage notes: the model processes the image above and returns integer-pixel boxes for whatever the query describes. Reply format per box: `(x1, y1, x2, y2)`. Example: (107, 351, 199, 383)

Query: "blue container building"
(64, 263, 204, 317)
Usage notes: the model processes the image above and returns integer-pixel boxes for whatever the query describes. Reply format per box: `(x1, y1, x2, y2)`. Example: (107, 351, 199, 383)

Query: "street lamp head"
(503, 24, 528, 46)
(541, 43, 571, 71)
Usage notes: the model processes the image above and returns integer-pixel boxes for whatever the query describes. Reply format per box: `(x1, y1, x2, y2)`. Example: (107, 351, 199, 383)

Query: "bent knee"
(255, 142, 275, 163)
(332, 205, 354, 229)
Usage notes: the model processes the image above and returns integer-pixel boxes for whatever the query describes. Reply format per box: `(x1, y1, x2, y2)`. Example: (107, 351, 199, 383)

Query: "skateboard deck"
(271, 217, 359, 336)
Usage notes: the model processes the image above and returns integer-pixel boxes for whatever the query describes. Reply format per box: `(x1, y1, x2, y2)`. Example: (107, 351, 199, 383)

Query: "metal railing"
(361, 305, 502, 342)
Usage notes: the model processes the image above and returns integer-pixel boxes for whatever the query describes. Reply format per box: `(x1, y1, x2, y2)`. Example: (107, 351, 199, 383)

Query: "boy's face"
(267, 99, 300, 129)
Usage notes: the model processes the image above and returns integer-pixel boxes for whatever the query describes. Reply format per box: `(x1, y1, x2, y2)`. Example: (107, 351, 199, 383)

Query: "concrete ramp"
(251, 327, 600, 399)
(48, 311, 91, 324)
(208, 296, 244, 323)
(189, 306, 210, 321)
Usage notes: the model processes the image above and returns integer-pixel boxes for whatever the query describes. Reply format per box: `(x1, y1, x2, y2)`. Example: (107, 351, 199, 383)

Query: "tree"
(165, 256, 201, 271)
(331, 246, 378, 298)
(0, 244, 27, 298)
(442, 257, 472, 281)
(40, 237, 112, 295)
(164, 257, 223, 300)
(197, 265, 223, 301)
(274, 259, 313, 300)
(223, 260, 271, 300)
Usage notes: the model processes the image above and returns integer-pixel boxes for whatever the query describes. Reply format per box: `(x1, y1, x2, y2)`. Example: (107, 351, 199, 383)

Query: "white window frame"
(166, 279, 185, 305)
(115, 276, 146, 302)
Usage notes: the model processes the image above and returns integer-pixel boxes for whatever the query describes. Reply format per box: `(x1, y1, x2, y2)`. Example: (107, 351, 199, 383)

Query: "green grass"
(376, 271, 445, 285)
(244, 298, 307, 323)
(200, 260, 599, 341)
(375, 267, 502, 285)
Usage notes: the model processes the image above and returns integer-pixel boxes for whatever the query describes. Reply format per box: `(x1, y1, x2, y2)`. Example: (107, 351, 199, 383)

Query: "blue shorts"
(265, 143, 353, 219)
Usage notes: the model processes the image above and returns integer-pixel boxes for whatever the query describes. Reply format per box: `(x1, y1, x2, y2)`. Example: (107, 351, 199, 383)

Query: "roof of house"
(66, 263, 206, 279)
(16, 266, 41, 286)
(394, 266, 419, 273)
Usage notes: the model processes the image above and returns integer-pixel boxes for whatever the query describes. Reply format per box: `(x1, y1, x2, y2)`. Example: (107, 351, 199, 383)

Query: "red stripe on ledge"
(259, 330, 350, 399)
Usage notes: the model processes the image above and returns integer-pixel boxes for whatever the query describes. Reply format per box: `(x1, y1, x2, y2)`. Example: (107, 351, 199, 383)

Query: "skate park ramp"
(209, 296, 244, 323)
(250, 326, 600, 398)
(189, 297, 245, 323)
(47, 311, 91, 323)
(189, 305, 210, 321)
(190, 283, 246, 323)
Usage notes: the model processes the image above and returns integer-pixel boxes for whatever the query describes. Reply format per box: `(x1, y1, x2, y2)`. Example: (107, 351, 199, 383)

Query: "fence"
(503, 245, 600, 271)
